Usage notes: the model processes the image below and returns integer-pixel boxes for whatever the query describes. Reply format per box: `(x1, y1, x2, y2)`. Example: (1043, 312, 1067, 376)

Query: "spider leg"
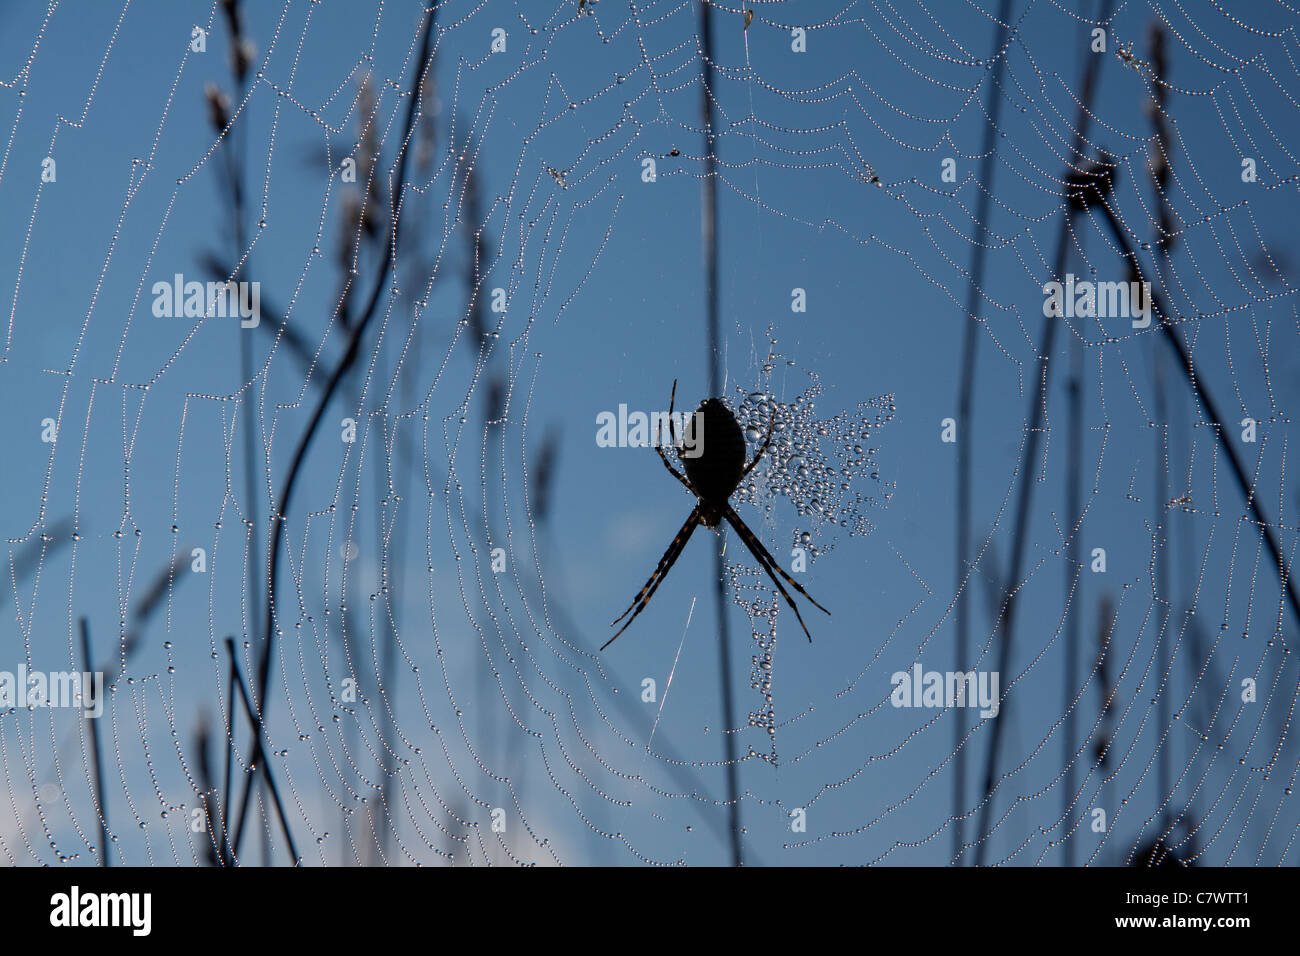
(723, 504, 830, 642)
(655, 388, 697, 495)
(608, 507, 698, 628)
(724, 504, 830, 615)
(722, 509, 811, 642)
(656, 441, 696, 494)
(727, 514, 816, 642)
(604, 507, 702, 651)
(666, 379, 680, 451)
(739, 400, 776, 482)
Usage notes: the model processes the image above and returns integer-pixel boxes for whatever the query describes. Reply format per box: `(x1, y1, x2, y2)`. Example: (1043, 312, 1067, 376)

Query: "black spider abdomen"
(683, 398, 746, 510)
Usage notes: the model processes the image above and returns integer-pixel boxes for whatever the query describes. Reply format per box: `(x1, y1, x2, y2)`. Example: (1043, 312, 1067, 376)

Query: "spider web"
(0, 0, 1298, 867)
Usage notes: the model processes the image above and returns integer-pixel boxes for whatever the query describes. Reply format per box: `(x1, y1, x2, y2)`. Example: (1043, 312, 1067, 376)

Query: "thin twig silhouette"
(78, 618, 110, 866)
(225, 638, 300, 864)
(697, 0, 743, 867)
(1095, 204, 1300, 630)
(233, 5, 438, 859)
(973, 0, 1116, 866)
(953, 0, 1014, 865)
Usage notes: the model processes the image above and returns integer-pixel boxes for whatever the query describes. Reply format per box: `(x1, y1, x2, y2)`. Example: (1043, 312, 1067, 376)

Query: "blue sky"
(0, 0, 1297, 866)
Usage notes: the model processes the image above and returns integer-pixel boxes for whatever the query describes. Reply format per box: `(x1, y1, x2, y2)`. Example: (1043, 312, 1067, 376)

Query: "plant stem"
(1096, 202, 1300, 632)
(973, 0, 1115, 866)
(79, 618, 110, 866)
(235, 6, 437, 857)
(954, 0, 1014, 865)
(698, 0, 743, 867)
(226, 638, 300, 864)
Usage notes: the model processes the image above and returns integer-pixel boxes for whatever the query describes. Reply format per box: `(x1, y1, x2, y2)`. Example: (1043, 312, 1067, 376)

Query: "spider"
(603, 381, 830, 650)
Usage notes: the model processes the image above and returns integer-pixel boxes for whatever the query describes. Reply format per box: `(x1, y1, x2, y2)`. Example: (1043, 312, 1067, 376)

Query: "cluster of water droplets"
(740, 581, 781, 765)
(721, 333, 896, 764)
(730, 346, 895, 562)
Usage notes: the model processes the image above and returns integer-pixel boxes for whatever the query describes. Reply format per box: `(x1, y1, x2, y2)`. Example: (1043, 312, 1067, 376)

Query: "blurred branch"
(225, 638, 300, 864)
(256, 5, 433, 713)
(79, 618, 110, 867)
(973, 0, 1116, 866)
(193, 711, 230, 866)
(238, 5, 437, 859)
(698, 0, 744, 869)
(0, 517, 73, 610)
(1147, 21, 1175, 841)
(199, 252, 318, 377)
(520, 533, 761, 863)
(1092, 595, 1116, 772)
(108, 554, 189, 690)
(460, 120, 492, 355)
(1095, 201, 1300, 633)
(219, 0, 253, 86)
(44, 554, 187, 855)
(208, 0, 272, 864)
(529, 425, 560, 523)
(953, 0, 1013, 865)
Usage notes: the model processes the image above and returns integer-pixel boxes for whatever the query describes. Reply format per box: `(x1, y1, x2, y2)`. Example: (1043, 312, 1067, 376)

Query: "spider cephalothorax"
(604, 382, 830, 650)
